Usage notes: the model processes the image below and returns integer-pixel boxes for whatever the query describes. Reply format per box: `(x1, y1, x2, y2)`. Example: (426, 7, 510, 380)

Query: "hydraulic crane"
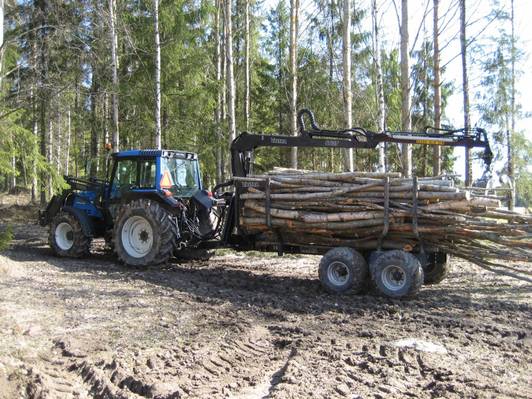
(231, 109, 493, 177)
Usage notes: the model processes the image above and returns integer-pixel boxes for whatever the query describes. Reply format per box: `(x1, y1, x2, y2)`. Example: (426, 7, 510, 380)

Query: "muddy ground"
(0, 201, 531, 398)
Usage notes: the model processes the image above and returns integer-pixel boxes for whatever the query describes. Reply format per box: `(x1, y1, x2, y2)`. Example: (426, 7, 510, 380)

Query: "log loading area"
(229, 169, 531, 298)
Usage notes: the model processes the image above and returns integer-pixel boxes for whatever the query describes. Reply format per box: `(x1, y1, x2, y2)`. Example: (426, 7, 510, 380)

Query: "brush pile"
(237, 169, 532, 281)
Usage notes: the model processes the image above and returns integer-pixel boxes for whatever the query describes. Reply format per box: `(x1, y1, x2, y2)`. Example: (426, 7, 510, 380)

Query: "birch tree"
(460, 0, 471, 186)
(432, 0, 441, 176)
(109, 0, 119, 151)
(37, 0, 50, 204)
(289, 0, 299, 169)
(508, 0, 515, 210)
(225, 0, 236, 143)
(372, 0, 386, 172)
(153, 0, 162, 149)
(215, 0, 223, 183)
(400, 0, 411, 177)
(244, 0, 251, 131)
(342, 0, 353, 172)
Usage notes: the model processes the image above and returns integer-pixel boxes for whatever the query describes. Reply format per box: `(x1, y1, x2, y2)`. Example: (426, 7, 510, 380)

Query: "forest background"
(0, 0, 530, 208)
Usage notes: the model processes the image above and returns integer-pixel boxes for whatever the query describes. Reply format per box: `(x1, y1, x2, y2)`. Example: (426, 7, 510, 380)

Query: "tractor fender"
(120, 191, 180, 213)
(61, 206, 95, 237)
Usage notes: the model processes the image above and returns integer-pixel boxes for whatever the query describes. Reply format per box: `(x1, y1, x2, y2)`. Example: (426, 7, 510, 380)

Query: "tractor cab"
(108, 149, 202, 201)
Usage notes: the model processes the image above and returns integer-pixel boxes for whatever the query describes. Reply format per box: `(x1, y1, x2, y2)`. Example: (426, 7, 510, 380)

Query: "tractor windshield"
(160, 157, 200, 197)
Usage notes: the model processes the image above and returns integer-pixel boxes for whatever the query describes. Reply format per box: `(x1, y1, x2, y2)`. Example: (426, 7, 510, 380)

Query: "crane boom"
(231, 109, 493, 177)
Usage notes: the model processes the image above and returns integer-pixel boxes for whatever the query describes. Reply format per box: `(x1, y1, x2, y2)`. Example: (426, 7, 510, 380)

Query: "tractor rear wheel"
(49, 212, 91, 258)
(114, 200, 178, 267)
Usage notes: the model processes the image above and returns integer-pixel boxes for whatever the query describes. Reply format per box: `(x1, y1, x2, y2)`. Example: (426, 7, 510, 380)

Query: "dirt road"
(0, 218, 531, 398)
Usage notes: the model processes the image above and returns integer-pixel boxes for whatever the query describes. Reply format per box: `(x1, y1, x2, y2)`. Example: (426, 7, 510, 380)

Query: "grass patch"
(0, 225, 13, 252)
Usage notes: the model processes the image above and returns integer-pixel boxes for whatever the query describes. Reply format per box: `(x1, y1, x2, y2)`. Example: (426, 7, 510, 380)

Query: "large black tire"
(318, 247, 368, 294)
(422, 252, 450, 285)
(49, 212, 91, 258)
(370, 250, 423, 299)
(114, 200, 178, 267)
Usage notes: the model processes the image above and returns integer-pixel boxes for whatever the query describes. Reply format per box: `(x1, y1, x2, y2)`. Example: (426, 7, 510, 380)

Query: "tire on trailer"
(318, 247, 368, 294)
(371, 250, 423, 299)
(49, 212, 91, 258)
(422, 252, 450, 285)
(114, 199, 178, 267)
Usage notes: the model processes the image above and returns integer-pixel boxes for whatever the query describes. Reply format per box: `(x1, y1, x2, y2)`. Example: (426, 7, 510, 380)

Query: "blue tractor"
(39, 150, 216, 266)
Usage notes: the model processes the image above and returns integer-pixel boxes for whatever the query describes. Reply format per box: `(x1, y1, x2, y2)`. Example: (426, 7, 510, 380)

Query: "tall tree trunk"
(55, 109, 61, 174)
(432, 0, 441, 176)
(30, 27, 38, 202)
(47, 117, 53, 197)
(31, 86, 38, 202)
(372, 0, 385, 172)
(507, 0, 515, 210)
(0, 0, 4, 89)
(215, 0, 223, 183)
(244, 0, 250, 131)
(343, 0, 353, 172)
(400, 0, 411, 177)
(153, 0, 162, 149)
(109, 0, 120, 151)
(74, 81, 80, 177)
(103, 93, 109, 146)
(276, 4, 283, 134)
(289, 0, 299, 169)
(222, 12, 227, 122)
(38, 0, 49, 205)
(65, 107, 71, 175)
(460, 0, 471, 186)
(90, 76, 99, 177)
(327, 1, 334, 169)
(225, 0, 236, 144)
(11, 155, 15, 190)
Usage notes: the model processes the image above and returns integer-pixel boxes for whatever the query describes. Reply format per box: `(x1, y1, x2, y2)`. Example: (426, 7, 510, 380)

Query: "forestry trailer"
(39, 109, 493, 298)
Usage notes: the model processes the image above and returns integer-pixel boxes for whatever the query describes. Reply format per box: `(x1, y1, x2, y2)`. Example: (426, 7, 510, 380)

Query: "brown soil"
(0, 210, 531, 398)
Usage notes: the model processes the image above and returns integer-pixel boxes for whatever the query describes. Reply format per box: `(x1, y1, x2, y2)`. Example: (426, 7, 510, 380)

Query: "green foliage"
(0, 226, 13, 252)
(1, 0, 505, 198)
(512, 131, 532, 207)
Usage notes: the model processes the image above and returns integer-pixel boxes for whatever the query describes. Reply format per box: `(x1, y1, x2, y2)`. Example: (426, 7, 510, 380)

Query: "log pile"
(237, 169, 532, 281)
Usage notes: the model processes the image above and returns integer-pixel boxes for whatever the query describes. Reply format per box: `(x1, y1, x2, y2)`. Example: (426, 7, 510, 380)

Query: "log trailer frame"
(214, 109, 493, 297)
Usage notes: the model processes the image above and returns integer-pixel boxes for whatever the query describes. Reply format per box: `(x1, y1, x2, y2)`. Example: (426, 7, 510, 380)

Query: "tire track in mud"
(23, 343, 94, 399)
(33, 325, 291, 399)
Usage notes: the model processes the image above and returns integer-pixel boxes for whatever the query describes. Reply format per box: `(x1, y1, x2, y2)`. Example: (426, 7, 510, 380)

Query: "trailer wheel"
(114, 200, 177, 267)
(422, 252, 450, 285)
(319, 247, 368, 294)
(371, 250, 423, 299)
(49, 212, 91, 258)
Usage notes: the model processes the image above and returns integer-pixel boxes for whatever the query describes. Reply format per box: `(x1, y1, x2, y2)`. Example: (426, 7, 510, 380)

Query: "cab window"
(111, 158, 156, 198)
(114, 159, 137, 191)
(139, 160, 156, 188)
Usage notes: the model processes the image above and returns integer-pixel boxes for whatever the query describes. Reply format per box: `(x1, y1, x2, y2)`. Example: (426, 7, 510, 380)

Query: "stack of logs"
(237, 169, 531, 281)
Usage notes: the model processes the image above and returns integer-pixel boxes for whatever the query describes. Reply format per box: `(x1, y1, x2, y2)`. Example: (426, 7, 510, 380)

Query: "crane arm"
(231, 109, 493, 177)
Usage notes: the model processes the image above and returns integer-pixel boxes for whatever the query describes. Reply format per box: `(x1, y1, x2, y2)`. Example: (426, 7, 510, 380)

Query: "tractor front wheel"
(49, 212, 91, 258)
(114, 200, 177, 267)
